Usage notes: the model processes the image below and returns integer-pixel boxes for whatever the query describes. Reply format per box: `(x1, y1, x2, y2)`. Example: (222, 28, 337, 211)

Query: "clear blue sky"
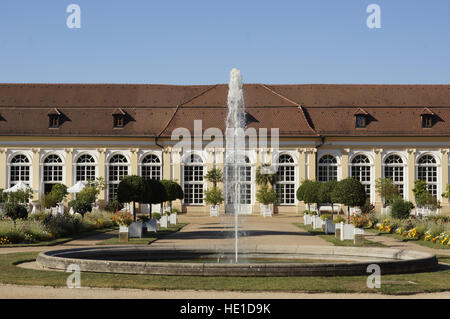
(0, 0, 449, 84)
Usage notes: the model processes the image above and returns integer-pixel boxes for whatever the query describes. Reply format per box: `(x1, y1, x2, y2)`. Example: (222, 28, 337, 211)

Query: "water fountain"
(225, 68, 247, 263)
(34, 69, 439, 277)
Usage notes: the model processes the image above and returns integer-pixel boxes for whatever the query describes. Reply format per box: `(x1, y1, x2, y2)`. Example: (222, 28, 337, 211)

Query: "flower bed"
(0, 210, 115, 245)
(374, 216, 450, 248)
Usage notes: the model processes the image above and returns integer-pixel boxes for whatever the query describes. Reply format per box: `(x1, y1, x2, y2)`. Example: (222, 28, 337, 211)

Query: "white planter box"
(119, 225, 129, 233)
(160, 215, 168, 228)
(260, 204, 272, 217)
(145, 219, 158, 233)
(169, 213, 177, 225)
(324, 219, 335, 234)
(340, 223, 355, 241)
(210, 205, 219, 216)
(304, 214, 312, 225)
(312, 216, 323, 230)
(129, 221, 143, 238)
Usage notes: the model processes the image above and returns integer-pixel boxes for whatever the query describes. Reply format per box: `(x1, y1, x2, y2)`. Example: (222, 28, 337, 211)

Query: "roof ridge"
(157, 85, 218, 138)
(261, 84, 319, 136)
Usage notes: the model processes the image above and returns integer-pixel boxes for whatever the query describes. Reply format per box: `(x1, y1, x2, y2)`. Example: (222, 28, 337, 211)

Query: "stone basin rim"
(36, 245, 438, 277)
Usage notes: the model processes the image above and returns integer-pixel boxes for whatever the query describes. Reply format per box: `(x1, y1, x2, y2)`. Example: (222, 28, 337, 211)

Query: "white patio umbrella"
(67, 181, 87, 194)
(3, 181, 35, 193)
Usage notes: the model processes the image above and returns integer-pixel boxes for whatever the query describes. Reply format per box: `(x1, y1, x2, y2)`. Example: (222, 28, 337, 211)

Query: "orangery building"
(0, 83, 449, 215)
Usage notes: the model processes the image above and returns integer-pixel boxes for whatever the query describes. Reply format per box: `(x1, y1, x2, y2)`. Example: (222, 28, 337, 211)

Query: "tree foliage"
(204, 187, 224, 206)
(256, 185, 277, 205)
(205, 168, 223, 188)
(256, 164, 277, 187)
(117, 175, 146, 221)
(68, 199, 92, 217)
(4, 203, 28, 227)
(375, 178, 400, 206)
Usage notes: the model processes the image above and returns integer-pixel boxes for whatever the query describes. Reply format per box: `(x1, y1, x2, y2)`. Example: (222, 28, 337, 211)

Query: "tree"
(77, 186, 97, 204)
(331, 178, 367, 222)
(296, 180, 320, 213)
(412, 179, 430, 207)
(142, 179, 167, 216)
(50, 183, 68, 203)
(204, 187, 224, 206)
(68, 199, 92, 218)
(156, 179, 184, 211)
(256, 185, 277, 205)
(318, 180, 338, 219)
(375, 178, 400, 206)
(117, 175, 146, 221)
(256, 164, 277, 188)
(204, 169, 224, 210)
(7, 189, 33, 205)
(205, 168, 223, 188)
(4, 203, 28, 227)
(41, 192, 60, 209)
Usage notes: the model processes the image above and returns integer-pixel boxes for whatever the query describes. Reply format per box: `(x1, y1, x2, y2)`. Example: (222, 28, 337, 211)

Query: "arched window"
(9, 154, 30, 187)
(384, 154, 405, 197)
(417, 155, 438, 197)
(183, 154, 204, 204)
(140, 154, 161, 181)
(351, 154, 371, 199)
(108, 154, 129, 201)
(43, 154, 63, 194)
(76, 154, 96, 182)
(276, 154, 295, 204)
(226, 155, 252, 206)
(318, 155, 338, 182)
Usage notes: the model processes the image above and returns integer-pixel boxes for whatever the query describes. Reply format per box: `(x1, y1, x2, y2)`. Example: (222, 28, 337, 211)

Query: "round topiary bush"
(3, 203, 28, 227)
(390, 198, 415, 219)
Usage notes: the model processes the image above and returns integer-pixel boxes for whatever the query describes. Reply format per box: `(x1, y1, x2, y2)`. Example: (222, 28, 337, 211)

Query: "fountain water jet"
(225, 68, 246, 263)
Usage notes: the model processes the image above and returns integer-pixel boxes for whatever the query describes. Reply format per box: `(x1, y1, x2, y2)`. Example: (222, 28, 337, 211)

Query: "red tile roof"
(0, 83, 448, 138)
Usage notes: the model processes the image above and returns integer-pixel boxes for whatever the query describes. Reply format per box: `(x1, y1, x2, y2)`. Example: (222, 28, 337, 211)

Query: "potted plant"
(112, 210, 133, 242)
(349, 213, 370, 244)
(333, 215, 346, 238)
(204, 168, 224, 216)
(204, 187, 224, 217)
(256, 185, 277, 217)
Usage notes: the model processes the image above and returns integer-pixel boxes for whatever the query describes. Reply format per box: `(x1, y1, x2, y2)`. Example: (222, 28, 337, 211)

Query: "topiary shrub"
(390, 198, 415, 219)
(68, 199, 92, 218)
(3, 203, 28, 227)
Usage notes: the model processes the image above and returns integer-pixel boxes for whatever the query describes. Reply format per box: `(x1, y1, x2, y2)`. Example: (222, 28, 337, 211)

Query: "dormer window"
(113, 115, 124, 128)
(422, 115, 433, 128)
(356, 115, 366, 128)
(48, 108, 61, 129)
(112, 108, 126, 128)
(354, 108, 369, 128)
(421, 108, 434, 128)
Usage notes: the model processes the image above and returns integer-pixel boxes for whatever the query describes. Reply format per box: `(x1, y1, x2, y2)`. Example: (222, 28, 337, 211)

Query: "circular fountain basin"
(36, 244, 438, 277)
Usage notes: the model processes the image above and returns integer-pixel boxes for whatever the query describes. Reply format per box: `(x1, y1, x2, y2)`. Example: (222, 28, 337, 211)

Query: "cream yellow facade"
(1, 136, 449, 215)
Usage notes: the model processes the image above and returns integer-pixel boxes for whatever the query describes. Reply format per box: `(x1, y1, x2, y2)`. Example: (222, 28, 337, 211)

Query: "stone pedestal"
(335, 228, 341, 238)
(119, 226, 129, 242)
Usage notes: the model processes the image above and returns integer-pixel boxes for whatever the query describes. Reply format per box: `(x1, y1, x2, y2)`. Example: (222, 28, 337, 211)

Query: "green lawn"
(1, 252, 449, 295)
(0, 227, 118, 248)
(366, 228, 450, 250)
(294, 223, 385, 247)
(96, 223, 188, 245)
